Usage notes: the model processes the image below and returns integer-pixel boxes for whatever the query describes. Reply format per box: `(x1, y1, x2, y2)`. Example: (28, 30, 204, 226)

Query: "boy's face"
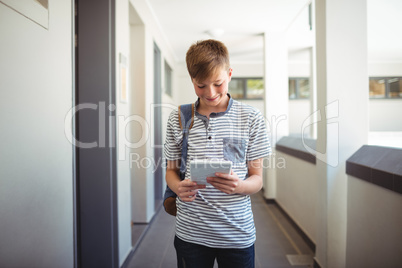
(192, 67, 232, 110)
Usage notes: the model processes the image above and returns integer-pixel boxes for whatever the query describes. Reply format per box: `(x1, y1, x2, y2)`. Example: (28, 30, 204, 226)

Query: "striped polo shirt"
(164, 95, 271, 248)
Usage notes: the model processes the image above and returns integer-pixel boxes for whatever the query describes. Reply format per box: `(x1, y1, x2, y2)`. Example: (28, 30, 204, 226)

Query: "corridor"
(1, 0, 402, 267)
(126, 192, 314, 268)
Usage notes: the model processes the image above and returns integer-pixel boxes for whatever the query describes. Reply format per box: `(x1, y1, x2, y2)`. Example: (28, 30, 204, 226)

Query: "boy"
(164, 39, 271, 268)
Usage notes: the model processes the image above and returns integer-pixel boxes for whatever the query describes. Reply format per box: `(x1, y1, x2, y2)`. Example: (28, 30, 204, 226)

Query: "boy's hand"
(206, 170, 243, 195)
(177, 179, 206, 202)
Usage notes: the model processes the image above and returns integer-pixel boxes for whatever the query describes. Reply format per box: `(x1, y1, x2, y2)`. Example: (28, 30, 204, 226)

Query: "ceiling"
(146, 0, 402, 64)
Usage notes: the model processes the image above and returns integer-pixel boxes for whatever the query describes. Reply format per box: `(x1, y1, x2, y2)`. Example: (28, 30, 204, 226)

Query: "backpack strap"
(162, 103, 195, 216)
(178, 103, 194, 131)
(178, 103, 194, 179)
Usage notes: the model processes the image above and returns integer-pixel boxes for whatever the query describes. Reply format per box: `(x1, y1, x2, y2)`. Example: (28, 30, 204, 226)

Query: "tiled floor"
(127, 192, 314, 268)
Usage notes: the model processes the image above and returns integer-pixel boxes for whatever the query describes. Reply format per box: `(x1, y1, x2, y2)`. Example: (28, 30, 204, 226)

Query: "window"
(369, 78, 385, 98)
(369, 77, 402, 99)
(165, 61, 172, 97)
(388, 78, 402, 98)
(229, 78, 244, 99)
(228, 78, 264, 99)
(287, 77, 402, 100)
(246, 79, 264, 99)
(289, 77, 310, 99)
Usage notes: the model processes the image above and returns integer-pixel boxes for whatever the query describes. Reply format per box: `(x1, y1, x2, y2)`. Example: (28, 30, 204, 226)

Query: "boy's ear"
(228, 68, 233, 81)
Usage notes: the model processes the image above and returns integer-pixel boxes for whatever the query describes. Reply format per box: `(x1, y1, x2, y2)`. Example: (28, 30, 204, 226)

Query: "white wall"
(175, 62, 196, 105)
(130, 21, 150, 223)
(276, 152, 317, 243)
(115, 0, 133, 264)
(231, 62, 264, 77)
(368, 62, 402, 76)
(288, 100, 311, 135)
(288, 62, 310, 77)
(129, 0, 178, 223)
(0, 1, 74, 267)
(346, 176, 402, 268)
(370, 99, 402, 131)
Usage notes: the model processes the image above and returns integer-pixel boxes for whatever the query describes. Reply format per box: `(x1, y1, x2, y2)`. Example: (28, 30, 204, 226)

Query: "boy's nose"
(206, 85, 216, 96)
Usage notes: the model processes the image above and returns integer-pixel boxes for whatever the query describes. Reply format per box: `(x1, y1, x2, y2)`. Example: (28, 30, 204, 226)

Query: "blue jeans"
(174, 236, 255, 268)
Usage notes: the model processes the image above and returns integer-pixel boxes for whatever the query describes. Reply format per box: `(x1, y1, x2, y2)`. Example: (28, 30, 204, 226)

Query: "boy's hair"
(185, 39, 230, 82)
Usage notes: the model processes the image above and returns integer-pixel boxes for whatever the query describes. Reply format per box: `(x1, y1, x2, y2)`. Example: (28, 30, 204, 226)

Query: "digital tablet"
(190, 159, 232, 185)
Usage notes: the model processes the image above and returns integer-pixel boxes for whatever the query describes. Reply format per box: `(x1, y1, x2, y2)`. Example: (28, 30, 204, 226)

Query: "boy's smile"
(192, 68, 232, 115)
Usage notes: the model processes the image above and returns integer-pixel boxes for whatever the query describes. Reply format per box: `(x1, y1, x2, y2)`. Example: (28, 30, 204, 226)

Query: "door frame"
(153, 42, 163, 210)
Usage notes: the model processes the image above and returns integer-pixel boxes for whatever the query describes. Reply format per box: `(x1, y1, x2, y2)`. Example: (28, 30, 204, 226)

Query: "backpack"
(163, 103, 195, 216)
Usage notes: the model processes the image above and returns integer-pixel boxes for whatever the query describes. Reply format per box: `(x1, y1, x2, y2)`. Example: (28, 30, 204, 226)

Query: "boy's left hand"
(206, 170, 243, 194)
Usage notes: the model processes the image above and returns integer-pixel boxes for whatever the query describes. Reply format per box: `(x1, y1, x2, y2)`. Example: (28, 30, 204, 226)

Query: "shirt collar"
(194, 93, 233, 118)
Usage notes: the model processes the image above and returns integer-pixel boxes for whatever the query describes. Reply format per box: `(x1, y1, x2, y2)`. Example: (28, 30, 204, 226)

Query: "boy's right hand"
(177, 179, 205, 202)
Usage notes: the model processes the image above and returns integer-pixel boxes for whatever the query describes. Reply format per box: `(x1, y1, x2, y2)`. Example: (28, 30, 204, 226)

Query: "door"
(75, 0, 119, 267)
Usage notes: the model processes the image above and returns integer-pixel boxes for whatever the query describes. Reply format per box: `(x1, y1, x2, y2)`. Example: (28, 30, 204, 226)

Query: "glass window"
(228, 79, 244, 99)
(369, 78, 385, 98)
(299, 79, 310, 99)
(289, 77, 309, 99)
(388, 78, 402, 98)
(289, 79, 297, 99)
(246, 79, 264, 99)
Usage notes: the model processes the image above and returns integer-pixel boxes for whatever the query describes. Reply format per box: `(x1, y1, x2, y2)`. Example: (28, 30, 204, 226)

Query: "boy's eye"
(197, 85, 205, 89)
(215, 84, 223, 87)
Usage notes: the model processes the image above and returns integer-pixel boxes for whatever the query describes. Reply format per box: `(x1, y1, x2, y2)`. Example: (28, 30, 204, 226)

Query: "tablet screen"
(190, 160, 232, 185)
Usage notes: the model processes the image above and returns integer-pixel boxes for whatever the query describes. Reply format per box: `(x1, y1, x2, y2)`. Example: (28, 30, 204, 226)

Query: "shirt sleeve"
(164, 109, 183, 161)
(246, 110, 272, 161)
